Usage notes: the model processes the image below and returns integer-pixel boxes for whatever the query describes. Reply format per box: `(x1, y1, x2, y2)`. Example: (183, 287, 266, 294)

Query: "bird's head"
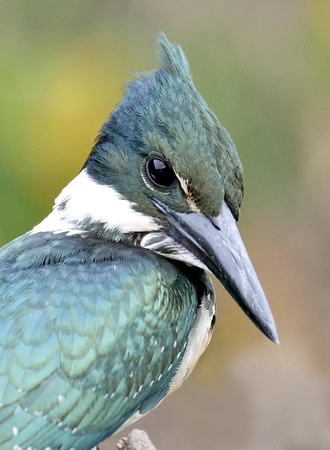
(45, 33, 278, 343)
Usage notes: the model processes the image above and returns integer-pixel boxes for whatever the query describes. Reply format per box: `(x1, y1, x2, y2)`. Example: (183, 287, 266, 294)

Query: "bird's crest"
(89, 32, 243, 220)
(156, 32, 193, 82)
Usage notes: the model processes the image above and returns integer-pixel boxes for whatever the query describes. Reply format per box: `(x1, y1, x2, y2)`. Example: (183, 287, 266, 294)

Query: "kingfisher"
(0, 33, 278, 449)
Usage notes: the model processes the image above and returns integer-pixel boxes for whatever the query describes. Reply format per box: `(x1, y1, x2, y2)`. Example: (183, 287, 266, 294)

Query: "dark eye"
(146, 158, 177, 189)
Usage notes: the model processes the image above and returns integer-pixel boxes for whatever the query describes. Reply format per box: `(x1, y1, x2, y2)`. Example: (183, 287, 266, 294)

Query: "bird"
(0, 33, 278, 449)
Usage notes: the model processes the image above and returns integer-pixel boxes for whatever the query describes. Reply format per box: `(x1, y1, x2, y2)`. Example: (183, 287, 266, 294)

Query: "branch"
(116, 429, 157, 450)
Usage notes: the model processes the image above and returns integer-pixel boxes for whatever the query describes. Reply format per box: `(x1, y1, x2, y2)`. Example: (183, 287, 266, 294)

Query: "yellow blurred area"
(25, 38, 127, 181)
(0, 1, 329, 449)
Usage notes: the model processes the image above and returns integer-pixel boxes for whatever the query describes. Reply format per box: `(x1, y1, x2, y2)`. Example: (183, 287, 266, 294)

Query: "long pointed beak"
(150, 198, 279, 344)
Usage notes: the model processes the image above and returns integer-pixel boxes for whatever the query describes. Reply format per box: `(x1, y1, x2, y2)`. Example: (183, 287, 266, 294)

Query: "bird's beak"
(150, 198, 279, 344)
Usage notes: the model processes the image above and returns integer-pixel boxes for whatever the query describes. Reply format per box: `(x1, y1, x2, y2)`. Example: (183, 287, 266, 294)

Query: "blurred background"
(0, 1, 329, 448)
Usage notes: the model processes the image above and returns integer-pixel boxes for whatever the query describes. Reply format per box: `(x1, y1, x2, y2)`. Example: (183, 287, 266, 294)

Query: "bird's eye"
(146, 158, 177, 189)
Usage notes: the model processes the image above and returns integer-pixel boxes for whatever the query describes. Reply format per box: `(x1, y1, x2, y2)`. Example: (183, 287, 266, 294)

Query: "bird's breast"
(168, 286, 216, 394)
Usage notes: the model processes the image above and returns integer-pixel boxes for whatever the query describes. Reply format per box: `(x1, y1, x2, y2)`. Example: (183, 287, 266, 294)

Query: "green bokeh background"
(1, 1, 329, 449)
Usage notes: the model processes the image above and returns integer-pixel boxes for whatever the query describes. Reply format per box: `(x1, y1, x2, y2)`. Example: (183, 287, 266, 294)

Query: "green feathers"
(0, 233, 201, 447)
(156, 31, 193, 82)
(87, 32, 243, 222)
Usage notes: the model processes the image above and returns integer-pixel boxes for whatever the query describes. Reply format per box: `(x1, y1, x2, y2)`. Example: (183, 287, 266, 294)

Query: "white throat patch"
(30, 170, 209, 273)
(140, 232, 209, 271)
(31, 169, 160, 235)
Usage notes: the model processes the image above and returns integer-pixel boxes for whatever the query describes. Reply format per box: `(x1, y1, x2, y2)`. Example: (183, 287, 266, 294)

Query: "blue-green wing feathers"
(0, 233, 198, 448)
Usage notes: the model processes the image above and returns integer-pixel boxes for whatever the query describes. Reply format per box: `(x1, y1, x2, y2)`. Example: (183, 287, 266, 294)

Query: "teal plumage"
(86, 32, 243, 221)
(0, 233, 211, 447)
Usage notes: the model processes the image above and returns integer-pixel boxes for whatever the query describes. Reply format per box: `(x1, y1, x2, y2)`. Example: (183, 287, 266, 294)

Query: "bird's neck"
(30, 169, 208, 271)
(31, 169, 160, 240)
